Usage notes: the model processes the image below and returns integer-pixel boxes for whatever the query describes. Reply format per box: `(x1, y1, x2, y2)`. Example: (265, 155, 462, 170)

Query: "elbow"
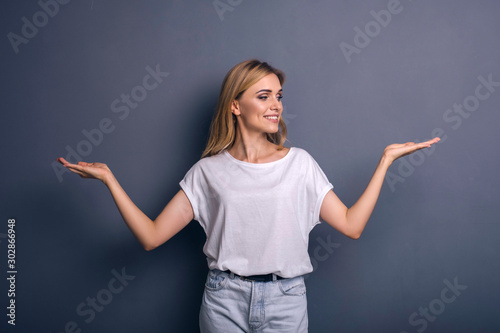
(344, 220, 364, 240)
(346, 229, 362, 240)
(142, 229, 161, 251)
(349, 232, 361, 240)
(143, 240, 159, 251)
(143, 234, 171, 251)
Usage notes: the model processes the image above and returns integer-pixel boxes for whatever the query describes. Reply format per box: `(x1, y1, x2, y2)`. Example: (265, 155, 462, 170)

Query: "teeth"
(265, 116, 278, 120)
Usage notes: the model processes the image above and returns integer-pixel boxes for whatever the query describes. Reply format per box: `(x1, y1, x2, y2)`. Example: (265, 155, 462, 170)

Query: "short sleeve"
(303, 151, 334, 229)
(179, 163, 201, 223)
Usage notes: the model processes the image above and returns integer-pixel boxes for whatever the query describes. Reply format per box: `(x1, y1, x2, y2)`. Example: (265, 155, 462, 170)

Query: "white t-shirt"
(179, 147, 333, 278)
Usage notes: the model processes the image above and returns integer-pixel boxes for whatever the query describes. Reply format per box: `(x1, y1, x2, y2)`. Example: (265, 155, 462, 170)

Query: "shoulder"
(289, 147, 316, 161)
(189, 151, 228, 170)
(182, 152, 229, 184)
(288, 147, 327, 172)
(290, 146, 308, 156)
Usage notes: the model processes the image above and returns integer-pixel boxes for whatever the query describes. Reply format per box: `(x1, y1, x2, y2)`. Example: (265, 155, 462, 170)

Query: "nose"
(271, 96, 282, 111)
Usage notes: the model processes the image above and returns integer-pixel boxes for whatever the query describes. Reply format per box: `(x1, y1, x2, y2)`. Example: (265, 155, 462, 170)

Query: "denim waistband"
(223, 270, 285, 282)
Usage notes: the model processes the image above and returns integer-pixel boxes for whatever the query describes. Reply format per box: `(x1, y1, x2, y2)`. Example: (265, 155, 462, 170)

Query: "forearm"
(104, 174, 157, 250)
(345, 155, 391, 238)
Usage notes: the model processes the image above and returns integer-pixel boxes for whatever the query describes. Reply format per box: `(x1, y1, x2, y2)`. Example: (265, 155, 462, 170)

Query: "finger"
(398, 141, 416, 146)
(416, 141, 432, 148)
(65, 166, 86, 177)
(393, 144, 427, 158)
(74, 170, 87, 177)
(408, 142, 432, 151)
(57, 157, 70, 165)
(415, 137, 439, 147)
(389, 142, 419, 152)
(57, 157, 80, 168)
(406, 138, 440, 151)
(386, 143, 407, 149)
(66, 164, 87, 174)
(426, 137, 441, 144)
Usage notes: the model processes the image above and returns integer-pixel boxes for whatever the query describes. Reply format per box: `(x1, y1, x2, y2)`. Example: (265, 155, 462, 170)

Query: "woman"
(57, 59, 440, 332)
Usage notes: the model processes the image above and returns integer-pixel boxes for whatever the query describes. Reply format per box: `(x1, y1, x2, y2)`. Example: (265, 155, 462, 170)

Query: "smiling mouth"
(264, 115, 279, 120)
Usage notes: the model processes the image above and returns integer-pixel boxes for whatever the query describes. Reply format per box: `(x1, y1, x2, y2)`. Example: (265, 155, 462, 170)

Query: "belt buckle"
(245, 273, 273, 282)
(225, 270, 281, 282)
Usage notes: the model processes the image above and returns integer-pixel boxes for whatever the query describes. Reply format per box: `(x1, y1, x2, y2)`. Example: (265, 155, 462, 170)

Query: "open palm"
(383, 137, 440, 163)
(57, 157, 111, 182)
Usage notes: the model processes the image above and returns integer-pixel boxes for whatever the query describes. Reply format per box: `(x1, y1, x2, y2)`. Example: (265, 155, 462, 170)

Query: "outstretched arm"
(56, 158, 194, 250)
(319, 137, 440, 239)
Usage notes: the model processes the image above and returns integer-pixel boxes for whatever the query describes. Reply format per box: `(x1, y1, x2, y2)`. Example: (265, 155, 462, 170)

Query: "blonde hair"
(201, 59, 288, 158)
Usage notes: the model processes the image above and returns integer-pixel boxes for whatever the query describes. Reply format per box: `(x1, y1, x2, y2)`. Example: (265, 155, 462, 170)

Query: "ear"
(231, 100, 241, 116)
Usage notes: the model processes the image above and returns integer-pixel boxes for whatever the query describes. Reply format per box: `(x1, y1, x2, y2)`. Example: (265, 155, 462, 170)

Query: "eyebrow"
(255, 88, 283, 94)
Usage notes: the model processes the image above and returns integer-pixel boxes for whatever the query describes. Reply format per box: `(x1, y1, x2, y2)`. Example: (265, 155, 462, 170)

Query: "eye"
(258, 94, 283, 101)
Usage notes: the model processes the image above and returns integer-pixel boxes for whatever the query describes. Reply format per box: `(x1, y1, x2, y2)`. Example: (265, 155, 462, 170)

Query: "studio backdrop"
(1, 0, 499, 332)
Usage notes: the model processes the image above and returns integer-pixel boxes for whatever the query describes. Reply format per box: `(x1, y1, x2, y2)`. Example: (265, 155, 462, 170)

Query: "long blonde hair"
(201, 59, 288, 158)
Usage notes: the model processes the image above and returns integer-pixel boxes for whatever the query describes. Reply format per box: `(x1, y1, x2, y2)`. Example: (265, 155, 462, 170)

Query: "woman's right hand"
(56, 157, 113, 184)
(57, 157, 194, 251)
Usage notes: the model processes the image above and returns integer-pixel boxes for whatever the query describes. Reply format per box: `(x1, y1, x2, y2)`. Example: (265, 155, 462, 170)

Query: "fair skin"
(228, 73, 289, 163)
(57, 73, 440, 250)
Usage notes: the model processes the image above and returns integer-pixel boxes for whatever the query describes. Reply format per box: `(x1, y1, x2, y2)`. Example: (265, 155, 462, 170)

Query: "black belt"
(224, 270, 285, 282)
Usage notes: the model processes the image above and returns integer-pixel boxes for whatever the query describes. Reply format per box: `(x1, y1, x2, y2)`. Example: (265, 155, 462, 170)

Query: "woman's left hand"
(382, 137, 441, 164)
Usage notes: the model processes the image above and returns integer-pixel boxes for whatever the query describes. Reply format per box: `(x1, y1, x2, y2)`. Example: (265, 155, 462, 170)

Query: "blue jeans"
(199, 269, 308, 332)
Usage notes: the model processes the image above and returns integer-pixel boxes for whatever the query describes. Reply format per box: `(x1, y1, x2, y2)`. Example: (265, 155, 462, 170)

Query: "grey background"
(1, 0, 499, 332)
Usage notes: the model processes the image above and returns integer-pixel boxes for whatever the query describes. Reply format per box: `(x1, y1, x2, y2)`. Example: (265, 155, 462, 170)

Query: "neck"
(229, 127, 275, 163)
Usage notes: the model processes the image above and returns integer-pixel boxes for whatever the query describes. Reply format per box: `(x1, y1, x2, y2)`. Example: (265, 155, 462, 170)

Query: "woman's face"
(231, 73, 283, 135)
